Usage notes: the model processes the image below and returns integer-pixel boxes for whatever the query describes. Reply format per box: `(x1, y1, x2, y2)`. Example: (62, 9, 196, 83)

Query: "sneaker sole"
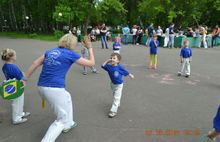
(62, 122, 77, 133)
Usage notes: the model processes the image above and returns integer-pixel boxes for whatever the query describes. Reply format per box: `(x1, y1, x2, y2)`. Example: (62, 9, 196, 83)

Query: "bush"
(28, 33, 38, 38)
(54, 30, 64, 39)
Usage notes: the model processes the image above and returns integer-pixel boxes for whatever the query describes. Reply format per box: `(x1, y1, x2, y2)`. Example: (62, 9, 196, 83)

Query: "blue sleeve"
(70, 51, 81, 63)
(156, 40, 159, 46)
(6, 65, 24, 80)
(15, 68, 24, 80)
(101, 64, 110, 71)
(190, 48, 192, 57)
(119, 65, 129, 76)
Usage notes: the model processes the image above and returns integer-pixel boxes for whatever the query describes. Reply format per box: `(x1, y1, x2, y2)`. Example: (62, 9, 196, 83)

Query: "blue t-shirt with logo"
(113, 42, 121, 51)
(180, 47, 192, 58)
(149, 40, 159, 54)
(122, 27, 130, 35)
(2, 64, 24, 80)
(102, 64, 129, 84)
(38, 47, 81, 88)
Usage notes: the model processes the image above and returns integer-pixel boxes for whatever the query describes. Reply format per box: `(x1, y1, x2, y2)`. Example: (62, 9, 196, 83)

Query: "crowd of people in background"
(68, 23, 220, 49)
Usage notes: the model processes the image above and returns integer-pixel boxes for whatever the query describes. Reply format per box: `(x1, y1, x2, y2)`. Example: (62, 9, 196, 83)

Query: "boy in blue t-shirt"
(1, 48, 30, 125)
(178, 40, 192, 78)
(113, 35, 121, 54)
(102, 53, 134, 118)
(148, 34, 159, 69)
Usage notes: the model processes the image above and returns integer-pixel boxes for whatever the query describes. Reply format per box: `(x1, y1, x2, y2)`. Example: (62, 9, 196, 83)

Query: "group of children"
(0, 33, 192, 123)
(2, 33, 220, 142)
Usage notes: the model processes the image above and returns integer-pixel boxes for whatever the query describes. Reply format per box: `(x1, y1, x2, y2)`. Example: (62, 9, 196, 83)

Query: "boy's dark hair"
(111, 53, 121, 61)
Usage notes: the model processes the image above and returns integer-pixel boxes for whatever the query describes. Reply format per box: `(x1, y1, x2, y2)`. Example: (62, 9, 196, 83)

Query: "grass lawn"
(0, 32, 59, 41)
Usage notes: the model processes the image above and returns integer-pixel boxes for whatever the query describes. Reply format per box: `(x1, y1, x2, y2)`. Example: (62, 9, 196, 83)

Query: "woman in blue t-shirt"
(25, 34, 95, 142)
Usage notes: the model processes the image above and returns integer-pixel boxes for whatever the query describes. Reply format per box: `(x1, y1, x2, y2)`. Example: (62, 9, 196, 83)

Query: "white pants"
(38, 87, 75, 142)
(163, 36, 169, 47)
(178, 58, 191, 76)
(110, 83, 123, 113)
(199, 35, 207, 48)
(168, 34, 175, 48)
(113, 50, 120, 54)
(11, 93, 24, 122)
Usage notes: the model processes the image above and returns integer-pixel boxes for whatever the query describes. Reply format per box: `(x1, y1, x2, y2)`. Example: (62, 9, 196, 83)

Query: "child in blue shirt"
(148, 34, 159, 69)
(113, 35, 121, 54)
(102, 53, 134, 118)
(178, 40, 192, 77)
(202, 105, 220, 141)
(1, 48, 30, 125)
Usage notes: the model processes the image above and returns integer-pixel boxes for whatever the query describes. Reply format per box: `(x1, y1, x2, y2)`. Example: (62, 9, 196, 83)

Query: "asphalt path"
(0, 37, 220, 142)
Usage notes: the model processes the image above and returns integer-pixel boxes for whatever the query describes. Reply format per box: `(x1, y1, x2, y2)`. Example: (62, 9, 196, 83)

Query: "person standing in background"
(76, 27, 81, 42)
(122, 25, 130, 45)
(146, 23, 154, 47)
(212, 25, 220, 48)
(168, 23, 175, 48)
(132, 25, 137, 45)
(100, 23, 108, 49)
(163, 27, 169, 48)
(156, 26, 163, 46)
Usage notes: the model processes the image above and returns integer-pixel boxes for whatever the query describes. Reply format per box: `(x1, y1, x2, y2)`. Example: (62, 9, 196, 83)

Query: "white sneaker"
(13, 118, 27, 125)
(22, 112, 31, 118)
(62, 122, 77, 133)
(108, 112, 117, 118)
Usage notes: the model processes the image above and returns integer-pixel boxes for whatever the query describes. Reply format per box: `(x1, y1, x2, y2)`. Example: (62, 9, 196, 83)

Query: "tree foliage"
(0, 0, 219, 33)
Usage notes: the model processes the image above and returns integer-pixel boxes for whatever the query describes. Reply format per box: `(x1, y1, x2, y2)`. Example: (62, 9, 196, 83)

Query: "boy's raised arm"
(102, 59, 112, 67)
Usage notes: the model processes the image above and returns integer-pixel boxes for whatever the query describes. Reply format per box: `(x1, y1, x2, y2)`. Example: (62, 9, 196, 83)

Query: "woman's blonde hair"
(58, 33, 77, 50)
(1, 48, 16, 61)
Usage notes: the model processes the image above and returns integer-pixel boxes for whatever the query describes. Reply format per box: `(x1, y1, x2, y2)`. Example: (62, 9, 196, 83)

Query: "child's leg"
(91, 66, 97, 73)
(11, 94, 24, 122)
(203, 35, 208, 48)
(180, 60, 186, 75)
(83, 66, 87, 74)
(149, 54, 153, 68)
(185, 58, 190, 76)
(110, 83, 123, 113)
(154, 54, 158, 68)
(178, 63, 183, 75)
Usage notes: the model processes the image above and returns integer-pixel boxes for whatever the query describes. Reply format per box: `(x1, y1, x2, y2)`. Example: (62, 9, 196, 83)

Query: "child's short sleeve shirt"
(102, 64, 129, 84)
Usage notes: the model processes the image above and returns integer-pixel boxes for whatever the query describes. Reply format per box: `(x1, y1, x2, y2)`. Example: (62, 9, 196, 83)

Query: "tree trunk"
(8, 2, 13, 31)
(0, 6, 4, 31)
(83, 0, 94, 35)
(10, 0, 18, 31)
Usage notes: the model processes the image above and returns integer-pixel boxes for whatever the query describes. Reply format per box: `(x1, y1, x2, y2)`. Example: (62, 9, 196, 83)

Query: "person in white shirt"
(163, 27, 169, 48)
(156, 26, 163, 46)
(132, 25, 137, 44)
